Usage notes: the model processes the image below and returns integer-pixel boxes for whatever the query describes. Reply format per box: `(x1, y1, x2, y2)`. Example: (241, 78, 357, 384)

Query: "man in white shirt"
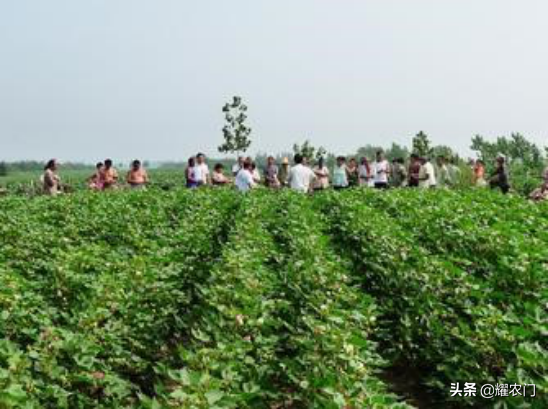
(235, 161, 256, 192)
(288, 154, 316, 193)
(194, 153, 210, 186)
(373, 151, 390, 189)
(419, 157, 437, 189)
(232, 156, 244, 177)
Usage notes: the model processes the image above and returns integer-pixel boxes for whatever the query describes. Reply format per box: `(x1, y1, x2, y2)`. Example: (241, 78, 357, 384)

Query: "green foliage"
(292, 140, 327, 161)
(0, 187, 546, 408)
(431, 145, 455, 160)
(0, 162, 7, 177)
(355, 143, 410, 161)
(386, 142, 410, 160)
(318, 189, 548, 408)
(471, 133, 546, 195)
(471, 133, 543, 168)
(218, 96, 252, 156)
(412, 131, 433, 157)
(356, 144, 384, 160)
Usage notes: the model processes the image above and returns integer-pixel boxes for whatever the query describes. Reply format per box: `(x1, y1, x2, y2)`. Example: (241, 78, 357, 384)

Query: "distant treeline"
(0, 161, 95, 176)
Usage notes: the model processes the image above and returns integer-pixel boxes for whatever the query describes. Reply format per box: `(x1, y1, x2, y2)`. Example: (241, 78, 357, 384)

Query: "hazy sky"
(1, 0, 547, 162)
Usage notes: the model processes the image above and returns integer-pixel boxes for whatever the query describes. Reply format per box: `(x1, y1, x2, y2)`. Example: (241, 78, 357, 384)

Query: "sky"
(1, 0, 547, 162)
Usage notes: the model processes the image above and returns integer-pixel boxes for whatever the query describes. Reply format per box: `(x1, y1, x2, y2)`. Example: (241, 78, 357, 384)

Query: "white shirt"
(289, 164, 315, 193)
(419, 161, 437, 188)
(252, 168, 261, 183)
(373, 160, 390, 184)
(358, 164, 374, 187)
(235, 169, 255, 192)
(193, 163, 210, 183)
(232, 163, 242, 176)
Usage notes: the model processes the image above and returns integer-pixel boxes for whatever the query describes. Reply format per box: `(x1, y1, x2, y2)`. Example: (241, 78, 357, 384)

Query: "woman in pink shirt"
(88, 162, 104, 191)
(212, 163, 230, 186)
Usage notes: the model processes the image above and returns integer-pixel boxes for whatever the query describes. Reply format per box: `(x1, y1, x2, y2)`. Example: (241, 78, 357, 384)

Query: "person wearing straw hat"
(278, 157, 291, 187)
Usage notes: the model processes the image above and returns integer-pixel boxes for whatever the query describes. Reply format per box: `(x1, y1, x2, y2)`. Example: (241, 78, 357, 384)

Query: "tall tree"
(292, 140, 327, 161)
(218, 96, 252, 157)
(0, 162, 7, 177)
(412, 131, 433, 157)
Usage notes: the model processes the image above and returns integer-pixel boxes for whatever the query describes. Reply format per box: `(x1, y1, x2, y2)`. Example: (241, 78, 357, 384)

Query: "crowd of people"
(42, 159, 149, 195)
(179, 151, 517, 194)
(41, 152, 548, 201)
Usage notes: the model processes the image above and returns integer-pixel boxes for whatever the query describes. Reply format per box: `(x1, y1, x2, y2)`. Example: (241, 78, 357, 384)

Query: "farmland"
(0, 188, 546, 408)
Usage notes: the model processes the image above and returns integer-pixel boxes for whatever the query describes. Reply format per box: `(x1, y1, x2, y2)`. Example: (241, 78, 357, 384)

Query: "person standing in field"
(332, 156, 349, 190)
(408, 154, 421, 187)
(418, 157, 437, 189)
(42, 159, 61, 195)
(391, 158, 408, 188)
(529, 162, 548, 201)
(278, 157, 291, 187)
(232, 156, 244, 177)
(489, 156, 510, 194)
(101, 159, 119, 190)
(88, 162, 104, 190)
(126, 160, 149, 189)
(288, 154, 316, 193)
(358, 157, 373, 187)
(185, 157, 198, 188)
(346, 158, 359, 187)
(447, 157, 461, 186)
(193, 153, 210, 186)
(373, 151, 390, 189)
(436, 156, 451, 188)
(251, 162, 261, 184)
(264, 156, 280, 188)
(529, 182, 548, 202)
(312, 157, 330, 191)
(235, 160, 256, 192)
(212, 163, 230, 185)
(473, 160, 487, 187)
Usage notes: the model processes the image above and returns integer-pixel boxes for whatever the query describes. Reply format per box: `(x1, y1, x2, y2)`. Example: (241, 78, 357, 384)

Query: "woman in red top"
(408, 154, 421, 187)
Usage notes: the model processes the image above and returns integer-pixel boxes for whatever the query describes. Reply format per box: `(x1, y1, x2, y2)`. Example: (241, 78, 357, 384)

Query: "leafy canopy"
(218, 96, 252, 156)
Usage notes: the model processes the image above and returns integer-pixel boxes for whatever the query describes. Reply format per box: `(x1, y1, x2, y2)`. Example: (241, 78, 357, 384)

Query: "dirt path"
(380, 363, 443, 409)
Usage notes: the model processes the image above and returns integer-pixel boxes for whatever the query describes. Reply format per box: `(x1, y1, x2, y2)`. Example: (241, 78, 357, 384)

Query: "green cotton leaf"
(7, 353, 22, 370)
(3, 384, 27, 402)
(205, 390, 224, 405)
(333, 392, 346, 407)
(191, 329, 211, 343)
(170, 389, 188, 401)
(138, 395, 164, 409)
